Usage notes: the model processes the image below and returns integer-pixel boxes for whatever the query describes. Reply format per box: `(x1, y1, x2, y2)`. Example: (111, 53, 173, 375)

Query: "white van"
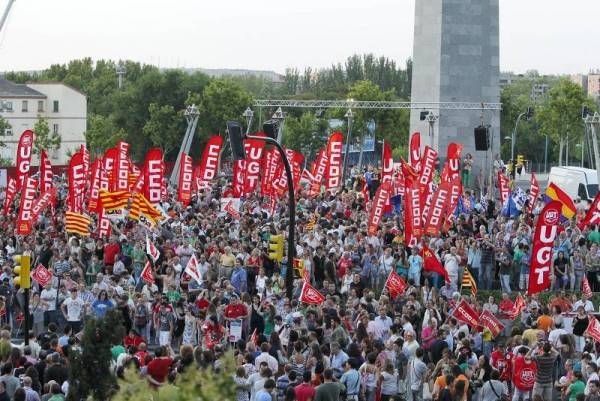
(548, 166, 598, 201)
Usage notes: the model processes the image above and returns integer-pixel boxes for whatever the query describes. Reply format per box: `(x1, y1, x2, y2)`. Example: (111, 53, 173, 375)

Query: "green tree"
(33, 115, 60, 155)
(142, 103, 184, 157)
(536, 78, 595, 166)
(85, 114, 121, 156)
(0, 116, 10, 147)
(194, 79, 253, 136)
(283, 112, 328, 153)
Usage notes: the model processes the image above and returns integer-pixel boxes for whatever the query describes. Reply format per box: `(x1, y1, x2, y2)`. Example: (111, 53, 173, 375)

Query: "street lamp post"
(272, 107, 285, 143)
(583, 112, 600, 187)
(425, 113, 439, 149)
(341, 108, 354, 188)
(169, 104, 199, 186)
(510, 111, 527, 166)
(243, 107, 254, 135)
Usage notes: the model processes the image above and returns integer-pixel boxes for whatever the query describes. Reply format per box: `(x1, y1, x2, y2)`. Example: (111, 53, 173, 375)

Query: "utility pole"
(0, 0, 16, 36)
(116, 62, 126, 89)
(584, 112, 600, 187)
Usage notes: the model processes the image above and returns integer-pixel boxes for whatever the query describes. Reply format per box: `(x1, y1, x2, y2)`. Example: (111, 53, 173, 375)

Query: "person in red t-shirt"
(295, 371, 316, 401)
(123, 329, 145, 349)
(202, 315, 225, 350)
(491, 343, 512, 383)
(103, 236, 121, 274)
(224, 296, 248, 321)
(146, 346, 173, 387)
(513, 347, 537, 401)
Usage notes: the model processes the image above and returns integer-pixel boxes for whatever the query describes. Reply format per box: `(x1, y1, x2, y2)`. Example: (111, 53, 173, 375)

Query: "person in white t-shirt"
(61, 288, 84, 332)
(40, 283, 58, 325)
(368, 306, 392, 341)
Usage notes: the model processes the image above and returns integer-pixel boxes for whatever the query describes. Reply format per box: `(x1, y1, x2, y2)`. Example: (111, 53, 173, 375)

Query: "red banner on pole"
(115, 140, 130, 191)
(17, 176, 37, 235)
(510, 293, 527, 319)
(424, 180, 452, 235)
(580, 191, 600, 229)
(40, 149, 53, 194)
(498, 171, 510, 205)
(440, 143, 463, 183)
(583, 276, 593, 299)
(385, 271, 407, 299)
(243, 133, 266, 195)
(309, 148, 327, 197)
(528, 201, 562, 295)
(31, 187, 56, 221)
(451, 300, 480, 328)
(3, 178, 16, 216)
(103, 147, 118, 191)
(367, 181, 392, 236)
(141, 261, 155, 285)
(422, 244, 450, 283)
(325, 132, 343, 194)
(480, 309, 505, 337)
(68, 151, 86, 213)
(196, 135, 223, 191)
(16, 130, 34, 191)
(529, 173, 539, 208)
(88, 159, 102, 212)
(584, 317, 600, 343)
(178, 153, 193, 205)
(142, 148, 163, 204)
(31, 264, 53, 287)
(409, 132, 421, 172)
(403, 162, 421, 247)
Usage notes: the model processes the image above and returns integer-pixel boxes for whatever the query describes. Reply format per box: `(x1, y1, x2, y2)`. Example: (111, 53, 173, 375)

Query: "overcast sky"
(0, 0, 598, 75)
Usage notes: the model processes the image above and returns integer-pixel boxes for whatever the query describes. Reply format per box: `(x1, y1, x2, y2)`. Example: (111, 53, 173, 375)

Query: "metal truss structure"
(254, 99, 502, 111)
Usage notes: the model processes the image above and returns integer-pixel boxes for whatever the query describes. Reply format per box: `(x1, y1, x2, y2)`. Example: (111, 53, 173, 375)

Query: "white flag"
(146, 235, 160, 263)
(184, 254, 202, 285)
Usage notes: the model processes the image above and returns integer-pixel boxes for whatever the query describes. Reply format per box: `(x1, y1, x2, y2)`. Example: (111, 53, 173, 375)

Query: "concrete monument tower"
(410, 0, 500, 167)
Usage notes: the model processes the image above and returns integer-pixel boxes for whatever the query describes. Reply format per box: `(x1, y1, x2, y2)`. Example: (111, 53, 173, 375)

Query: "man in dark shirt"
(315, 368, 343, 401)
(44, 353, 68, 386)
(529, 342, 558, 401)
(36, 240, 53, 268)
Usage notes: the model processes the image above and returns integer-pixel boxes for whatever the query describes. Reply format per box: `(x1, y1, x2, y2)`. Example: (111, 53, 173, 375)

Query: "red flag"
(142, 148, 163, 204)
(479, 309, 505, 337)
(325, 132, 344, 194)
(583, 276, 593, 299)
(424, 180, 452, 235)
(224, 199, 241, 219)
(580, 192, 600, 229)
(409, 132, 421, 172)
(243, 133, 266, 195)
(528, 201, 562, 295)
(291, 151, 305, 192)
(81, 145, 90, 179)
(39, 150, 53, 194)
(103, 147, 118, 190)
(178, 153, 193, 206)
(362, 179, 370, 209)
(271, 148, 295, 196)
(17, 176, 37, 235)
(232, 159, 245, 197)
(141, 261, 155, 285)
(498, 171, 510, 205)
(261, 148, 275, 197)
(418, 146, 437, 188)
(440, 143, 463, 183)
(450, 300, 480, 328)
(381, 141, 394, 184)
(16, 130, 34, 191)
(510, 293, 527, 319)
(384, 271, 407, 299)
(403, 162, 421, 247)
(584, 317, 600, 343)
(529, 173, 539, 209)
(422, 244, 450, 283)
(68, 151, 86, 213)
(3, 178, 16, 216)
(31, 187, 56, 222)
(299, 281, 326, 305)
(367, 181, 392, 236)
(114, 140, 130, 191)
(196, 135, 223, 191)
(309, 148, 328, 197)
(146, 235, 160, 262)
(97, 207, 111, 238)
(31, 264, 53, 287)
(88, 159, 103, 212)
(263, 148, 281, 197)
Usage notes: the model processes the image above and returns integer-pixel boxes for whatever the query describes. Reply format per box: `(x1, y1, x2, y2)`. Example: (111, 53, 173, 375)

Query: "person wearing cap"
(60, 288, 83, 333)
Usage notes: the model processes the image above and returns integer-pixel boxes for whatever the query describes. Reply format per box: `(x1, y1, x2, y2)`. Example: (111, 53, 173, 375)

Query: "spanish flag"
(544, 182, 576, 220)
(461, 268, 477, 297)
(99, 190, 130, 212)
(65, 211, 91, 236)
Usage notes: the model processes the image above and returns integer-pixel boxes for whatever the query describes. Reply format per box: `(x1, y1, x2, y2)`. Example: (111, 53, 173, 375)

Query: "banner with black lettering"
(16, 130, 34, 191)
(142, 148, 164, 204)
(528, 201, 562, 295)
(178, 153, 193, 206)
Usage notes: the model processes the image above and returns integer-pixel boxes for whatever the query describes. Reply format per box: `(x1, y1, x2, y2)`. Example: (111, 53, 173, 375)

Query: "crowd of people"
(0, 160, 598, 401)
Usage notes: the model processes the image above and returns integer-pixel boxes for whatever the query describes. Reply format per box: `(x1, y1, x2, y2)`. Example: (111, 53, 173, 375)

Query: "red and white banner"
(184, 254, 202, 285)
(115, 140, 130, 191)
(196, 135, 223, 191)
(31, 264, 53, 287)
(381, 141, 394, 184)
(103, 147, 118, 190)
(498, 171, 510, 205)
(409, 132, 421, 172)
(367, 181, 392, 236)
(529, 173, 539, 209)
(3, 178, 16, 216)
(418, 146, 438, 188)
(479, 309, 505, 337)
(325, 132, 343, 194)
(17, 176, 37, 235)
(583, 276, 593, 299)
(97, 208, 111, 238)
(232, 159, 245, 197)
(424, 180, 452, 235)
(146, 235, 160, 263)
(264, 148, 281, 197)
(299, 280, 326, 305)
(223, 198, 241, 219)
(584, 317, 600, 344)
(271, 148, 294, 196)
(528, 201, 562, 295)
(143, 148, 163, 204)
(141, 261, 155, 285)
(450, 300, 480, 328)
(440, 143, 463, 183)
(178, 153, 193, 206)
(260, 148, 275, 197)
(31, 187, 56, 221)
(243, 133, 266, 195)
(16, 130, 34, 191)
(309, 148, 327, 197)
(39, 149, 53, 194)
(445, 177, 463, 220)
(68, 151, 86, 213)
(291, 151, 305, 192)
(384, 270, 407, 299)
(403, 162, 421, 247)
(580, 192, 600, 229)
(88, 159, 103, 212)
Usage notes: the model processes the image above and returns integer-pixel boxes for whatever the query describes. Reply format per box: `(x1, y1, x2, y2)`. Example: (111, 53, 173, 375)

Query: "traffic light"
(268, 234, 284, 262)
(526, 107, 534, 120)
(226, 121, 246, 161)
(13, 255, 31, 289)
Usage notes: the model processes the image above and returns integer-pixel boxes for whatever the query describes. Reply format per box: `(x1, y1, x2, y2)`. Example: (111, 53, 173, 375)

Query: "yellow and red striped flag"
(65, 211, 91, 236)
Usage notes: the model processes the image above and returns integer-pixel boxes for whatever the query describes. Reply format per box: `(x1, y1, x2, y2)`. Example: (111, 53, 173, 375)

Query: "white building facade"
(0, 79, 87, 165)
